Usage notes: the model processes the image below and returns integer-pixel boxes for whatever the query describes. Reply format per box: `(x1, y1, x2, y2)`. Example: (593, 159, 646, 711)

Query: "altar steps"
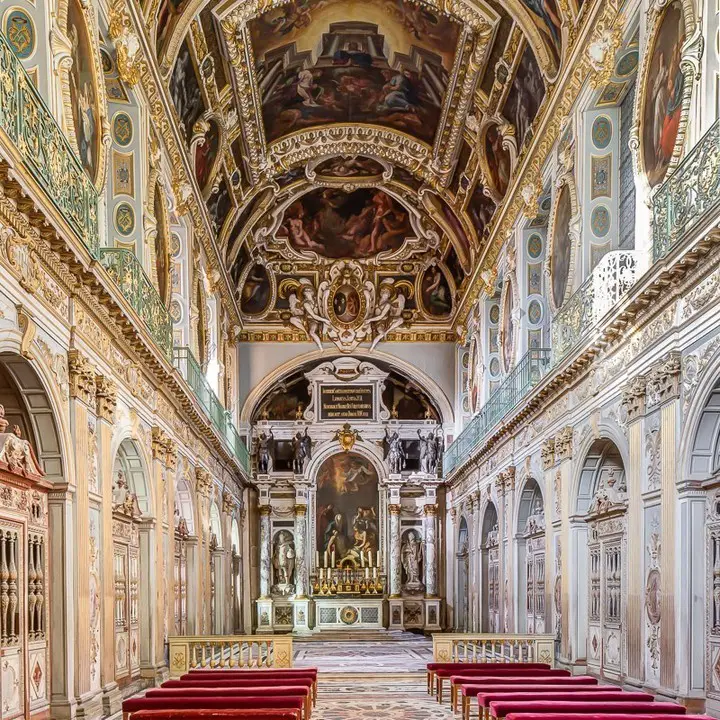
(294, 630, 427, 642)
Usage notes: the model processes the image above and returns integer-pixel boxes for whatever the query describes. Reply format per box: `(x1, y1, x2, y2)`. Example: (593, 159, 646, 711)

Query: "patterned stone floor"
(312, 676, 453, 720)
(294, 635, 433, 673)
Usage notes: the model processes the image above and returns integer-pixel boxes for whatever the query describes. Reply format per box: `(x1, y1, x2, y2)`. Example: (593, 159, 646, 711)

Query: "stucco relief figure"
(418, 428, 439, 474)
(401, 529, 424, 592)
(255, 430, 275, 474)
(288, 280, 329, 350)
(385, 429, 406, 474)
(272, 530, 296, 595)
(291, 428, 312, 474)
(368, 282, 406, 350)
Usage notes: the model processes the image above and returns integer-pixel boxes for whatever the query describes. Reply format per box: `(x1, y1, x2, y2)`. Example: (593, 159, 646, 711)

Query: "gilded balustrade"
(551, 250, 638, 362)
(168, 635, 293, 676)
(653, 120, 720, 261)
(0, 32, 99, 254)
(98, 248, 173, 360)
(431, 633, 555, 665)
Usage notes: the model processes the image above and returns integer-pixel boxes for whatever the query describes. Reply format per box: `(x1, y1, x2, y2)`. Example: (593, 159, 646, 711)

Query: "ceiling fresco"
(155, 0, 572, 350)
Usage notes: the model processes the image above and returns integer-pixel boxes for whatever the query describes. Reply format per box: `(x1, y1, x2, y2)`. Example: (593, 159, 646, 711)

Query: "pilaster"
(622, 374, 646, 685)
(68, 350, 102, 719)
(555, 425, 573, 663)
(95, 375, 121, 715)
(542, 437, 556, 637)
(495, 474, 506, 631)
(195, 466, 212, 634)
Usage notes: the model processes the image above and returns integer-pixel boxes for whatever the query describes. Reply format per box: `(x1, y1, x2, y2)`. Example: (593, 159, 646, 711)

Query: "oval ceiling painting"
(240, 264, 272, 316)
(420, 265, 452, 317)
(248, 0, 462, 145)
(550, 184, 572, 309)
(641, 0, 686, 188)
(66, 0, 102, 182)
(279, 188, 410, 259)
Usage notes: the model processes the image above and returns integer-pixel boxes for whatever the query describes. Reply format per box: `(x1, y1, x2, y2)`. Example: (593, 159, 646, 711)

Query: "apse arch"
(239, 347, 454, 426)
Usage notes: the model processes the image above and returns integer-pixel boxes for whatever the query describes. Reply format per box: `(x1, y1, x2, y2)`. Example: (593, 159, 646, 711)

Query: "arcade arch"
(481, 502, 500, 632)
(516, 478, 546, 633)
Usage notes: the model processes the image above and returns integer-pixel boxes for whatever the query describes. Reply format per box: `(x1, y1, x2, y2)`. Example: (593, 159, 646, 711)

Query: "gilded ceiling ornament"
(109, 0, 142, 87)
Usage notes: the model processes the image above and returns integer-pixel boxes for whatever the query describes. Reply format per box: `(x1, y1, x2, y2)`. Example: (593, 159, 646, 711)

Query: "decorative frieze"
(68, 350, 96, 406)
(541, 438, 556, 470)
(94, 374, 117, 422)
(555, 426, 574, 462)
(646, 352, 681, 409)
(622, 375, 647, 422)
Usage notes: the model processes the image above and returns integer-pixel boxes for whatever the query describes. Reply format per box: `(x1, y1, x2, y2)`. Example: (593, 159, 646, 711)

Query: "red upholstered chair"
(469, 692, 652, 720)
(147, 686, 311, 720)
(489, 701, 686, 720)
(182, 671, 317, 704)
(505, 715, 714, 720)
(437, 669, 571, 704)
(122, 694, 305, 720)
(426, 663, 551, 695)
(129, 711, 301, 720)
(451, 675, 599, 711)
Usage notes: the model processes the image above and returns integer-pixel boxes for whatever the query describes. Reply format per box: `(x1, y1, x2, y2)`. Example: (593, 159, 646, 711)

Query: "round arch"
(239, 347, 455, 426)
(175, 472, 196, 536)
(113, 438, 154, 516)
(210, 500, 223, 548)
(456, 515, 470, 632)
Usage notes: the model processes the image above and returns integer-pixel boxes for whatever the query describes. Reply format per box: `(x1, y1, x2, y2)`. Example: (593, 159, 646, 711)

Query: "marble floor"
(312, 675, 453, 720)
(293, 634, 433, 674)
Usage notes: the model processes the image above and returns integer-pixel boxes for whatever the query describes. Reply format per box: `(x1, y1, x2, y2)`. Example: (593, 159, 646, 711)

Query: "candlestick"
(324, 551, 328, 568)
(316, 551, 320, 568)
(376, 550, 380, 567)
(365, 566, 370, 579)
(331, 550, 336, 567)
(360, 552, 365, 568)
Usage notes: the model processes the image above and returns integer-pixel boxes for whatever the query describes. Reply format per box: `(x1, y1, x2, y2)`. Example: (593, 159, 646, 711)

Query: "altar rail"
(168, 636, 293, 676)
(432, 633, 555, 666)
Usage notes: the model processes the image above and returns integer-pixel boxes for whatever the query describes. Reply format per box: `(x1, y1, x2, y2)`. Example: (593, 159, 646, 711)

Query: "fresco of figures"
(641, 0, 686, 188)
(249, 0, 461, 144)
(279, 188, 411, 258)
(67, 0, 101, 182)
(503, 45, 545, 149)
(314, 156, 385, 178)
(316, 453, 379, 566)
(520, 0, 563, 64)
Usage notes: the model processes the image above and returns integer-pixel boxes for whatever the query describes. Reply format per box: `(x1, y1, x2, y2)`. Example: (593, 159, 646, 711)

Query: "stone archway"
(481, 503, 500, 632)
(516, 478, 545, 633)
(572, 439, 627, 681)
(0, 352, 67, 719)
(456, 516, 469, 632)
(111, 438, 155, 684)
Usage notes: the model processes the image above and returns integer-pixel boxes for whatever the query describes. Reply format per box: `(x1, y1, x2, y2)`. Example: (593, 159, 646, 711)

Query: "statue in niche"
(255, 429, 275, 474)
(112, 470, 140, 516)
(291, 428, 312, 474)
(272, 530, 296, 595)
(401, 529, 424, 593)
(418, 428, 439, 474)
(384, 428, 406, 475)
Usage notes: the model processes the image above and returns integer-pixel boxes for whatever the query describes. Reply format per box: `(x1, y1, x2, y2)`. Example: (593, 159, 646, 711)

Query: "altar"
(252, 358, 444, 634)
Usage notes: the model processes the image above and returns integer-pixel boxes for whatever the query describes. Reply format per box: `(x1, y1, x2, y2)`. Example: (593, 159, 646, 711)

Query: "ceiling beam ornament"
(455, 0, 624, 328)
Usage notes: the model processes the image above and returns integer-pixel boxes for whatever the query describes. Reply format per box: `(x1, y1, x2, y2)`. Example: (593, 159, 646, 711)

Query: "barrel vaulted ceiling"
(150, 0, 588, 348)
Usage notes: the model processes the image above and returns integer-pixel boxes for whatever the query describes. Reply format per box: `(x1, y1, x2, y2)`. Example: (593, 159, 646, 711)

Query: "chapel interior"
(0, 0, 717, 716)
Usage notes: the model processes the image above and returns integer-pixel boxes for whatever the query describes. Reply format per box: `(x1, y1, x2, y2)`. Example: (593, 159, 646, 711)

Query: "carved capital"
(195, 466, 212, 497)
(294, 504, 307, 516)
(68, 350, 96, 406)
(423, 503, 438, 516)
(165, 438, 178, 472)
(222, 490, 235, 514)
(495, 474, 506, 495)
(555, 426, 574, 462)
(95, 374, 117, 422)
(646, 351, 681, 409)
(622, 375, 647, 422)
(389, 504, 401, 516)
(541, 437, 556, 470)
(151, 426, 170, 462)
(504, 465, 516, 492)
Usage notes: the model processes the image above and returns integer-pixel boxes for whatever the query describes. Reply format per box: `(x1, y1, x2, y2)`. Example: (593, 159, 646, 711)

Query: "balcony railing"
(551, 250, 638, 362)
(174, 347, 250, 473)
(444, 348, 551, 476)
(0, 31, 99, 254)
(653, 119, 720, 261)
(98, 248, 173, 360)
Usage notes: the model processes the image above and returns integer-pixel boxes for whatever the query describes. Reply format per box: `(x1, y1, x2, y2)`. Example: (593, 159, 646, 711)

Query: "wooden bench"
(426, 663, 550, 695)
(490, 701, 686, 720)
(122, 695, 305, 720)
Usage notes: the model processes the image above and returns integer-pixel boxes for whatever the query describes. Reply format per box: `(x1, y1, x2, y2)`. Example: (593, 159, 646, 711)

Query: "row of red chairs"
(426, 661, 713, 720)
(121, 668, 318, 720)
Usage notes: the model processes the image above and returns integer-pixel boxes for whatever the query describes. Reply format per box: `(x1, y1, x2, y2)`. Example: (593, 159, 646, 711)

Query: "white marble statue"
(401, 529, 424, 593)
(272, 530, 296, 596)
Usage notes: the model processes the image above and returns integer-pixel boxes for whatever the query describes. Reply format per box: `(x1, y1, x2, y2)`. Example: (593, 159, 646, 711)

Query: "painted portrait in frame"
(640, 0, 686, 188)
(66, 0, 103, 183)
(550, 183, 573, 309)
(316, 453, 379, 566)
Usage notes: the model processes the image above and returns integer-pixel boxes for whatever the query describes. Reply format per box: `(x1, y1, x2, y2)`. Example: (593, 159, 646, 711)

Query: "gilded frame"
(631, 0, 697, 191)
(55, 0, 109, 190)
